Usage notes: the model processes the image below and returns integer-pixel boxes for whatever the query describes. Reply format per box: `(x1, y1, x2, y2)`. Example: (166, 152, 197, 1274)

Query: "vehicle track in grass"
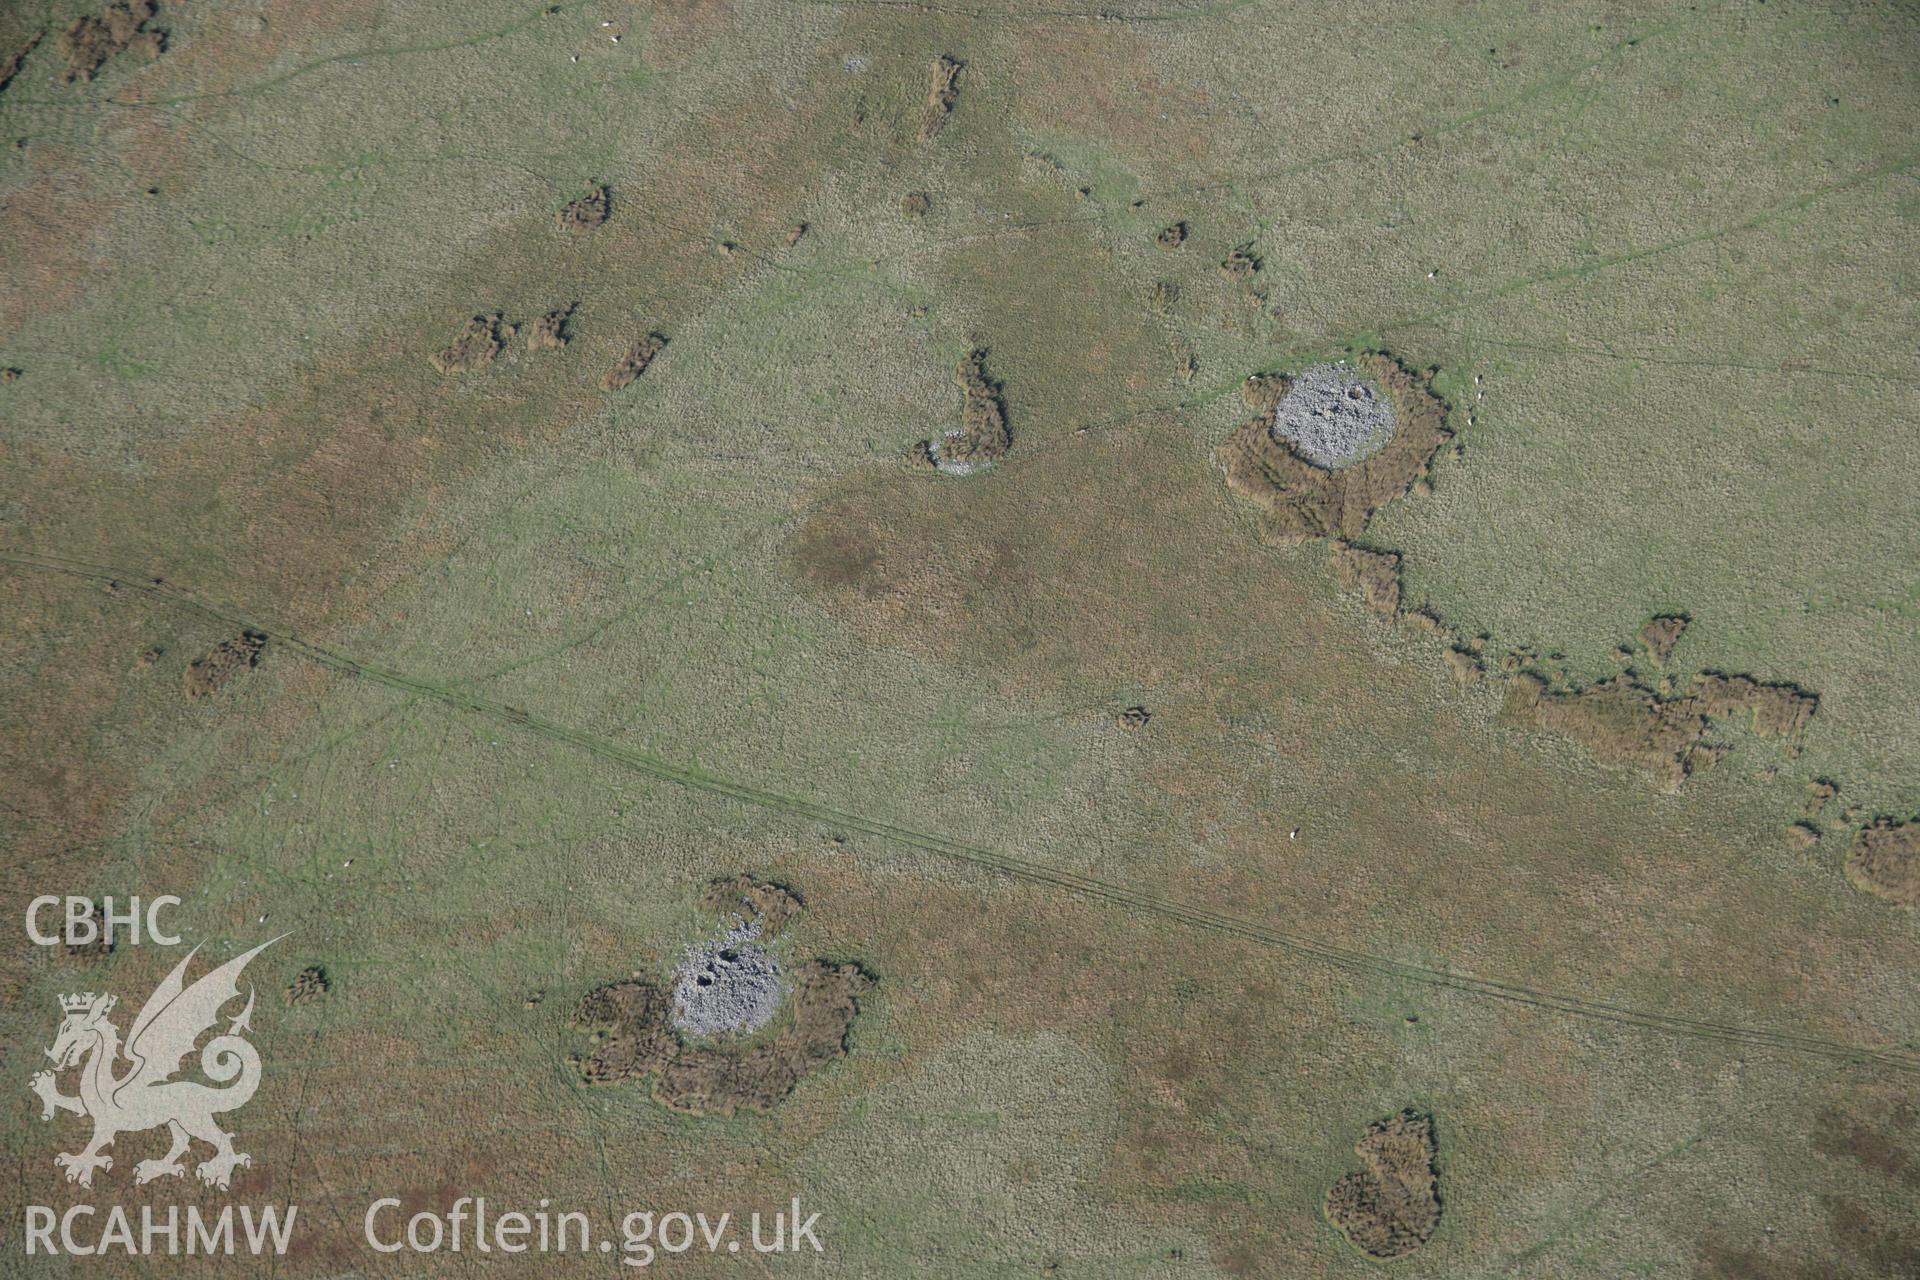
(8, 547, 1916, 1075)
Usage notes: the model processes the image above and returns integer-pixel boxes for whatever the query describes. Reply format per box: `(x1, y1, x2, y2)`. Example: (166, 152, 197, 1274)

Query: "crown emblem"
(59, 992, 96, 1013)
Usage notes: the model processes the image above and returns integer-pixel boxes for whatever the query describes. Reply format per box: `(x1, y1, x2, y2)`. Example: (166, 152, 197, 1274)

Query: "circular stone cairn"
(671, 919, 786, 1039)
(1271, 363, 1395, 468)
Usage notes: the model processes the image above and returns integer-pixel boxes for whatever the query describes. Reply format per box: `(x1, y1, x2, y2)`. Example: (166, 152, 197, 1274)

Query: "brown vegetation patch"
(0, 32, 42, 95)
(1219, 243, 1261, 279)
(1004, 23, 1216, 171)
(1845, 817, 1920, 907)
(1784, 822, 1821, 853)
(789, 410, 1341, 690)
(1805, 777, 1839, 819)
(1693, 673, 1818, 737)
(1117, 705, 1151, 730)
(526, 304, 573, 352)
(1329, 543, 1401, 616)
(1812, 1102, 1919, 1187)
(183, 630, 266, 702)
(701, 874, 803, 937)
(918, 348, 1011, 472)
(556, 185, 610, 233)
(1325, 1109, 1441, 1260)
(285, 965, 330, 1005)
(953, 347, 1009, 455)
(917, 55, 963, 142)
(1699, 1196, 1920, 1280)
(0, 567, 144, 978)
(117, 0, 379, 114)
(1504, 669, 1817, 791)
(429, 313, 510, 375)
(0, 161, 116, 342)
(1155, 221, 1188, 250)
(1216, 352, 1451, 543)
(600, 332, 667, 391)
(1172, 342, 1197, 383)
(568, 961, 871, 1115)
(1504, 674, 1714, 792)
(1638, 614, 1688, 666)
(899, 190, 931, 219)
(787, 522, 879, 587)
(640, 0, 735, 69)
(1445, 647, 1484, 685)
(0, 19, 839, 1041)
(61, 1, 164, 82)
(1239, 372, 1288, 415)
(1823, 1196, 1920, 1279)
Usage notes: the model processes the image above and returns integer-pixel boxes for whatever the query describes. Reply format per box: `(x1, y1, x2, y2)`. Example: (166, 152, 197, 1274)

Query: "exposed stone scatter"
(1216, 351, 1451, 542)
(1271, 363, 1397, 470)
(672, 918, 785, 1039)
(567, 875, 869, 1114)
(570, 962, 871, 1115)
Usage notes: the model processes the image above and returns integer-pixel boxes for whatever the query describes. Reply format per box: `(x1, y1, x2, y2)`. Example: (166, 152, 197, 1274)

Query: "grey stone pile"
(1272, 363, 1395, 468)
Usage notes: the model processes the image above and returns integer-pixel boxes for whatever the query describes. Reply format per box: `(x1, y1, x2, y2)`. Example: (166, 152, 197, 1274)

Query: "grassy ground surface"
(3, 1, 1917, 1276)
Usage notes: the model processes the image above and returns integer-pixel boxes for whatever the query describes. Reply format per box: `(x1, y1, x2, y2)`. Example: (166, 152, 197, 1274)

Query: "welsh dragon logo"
(30, 938, 280, 1191)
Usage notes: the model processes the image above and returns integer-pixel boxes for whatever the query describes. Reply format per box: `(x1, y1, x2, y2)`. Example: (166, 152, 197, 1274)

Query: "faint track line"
(0, 2, 567, 111)
(1135, 3, 1734, 209)
(7, 547, 1916, 1075)
(785, 0, 1256, 23)
(1370, 154, 1919, 341)
(1397, 326, 1920, 388)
